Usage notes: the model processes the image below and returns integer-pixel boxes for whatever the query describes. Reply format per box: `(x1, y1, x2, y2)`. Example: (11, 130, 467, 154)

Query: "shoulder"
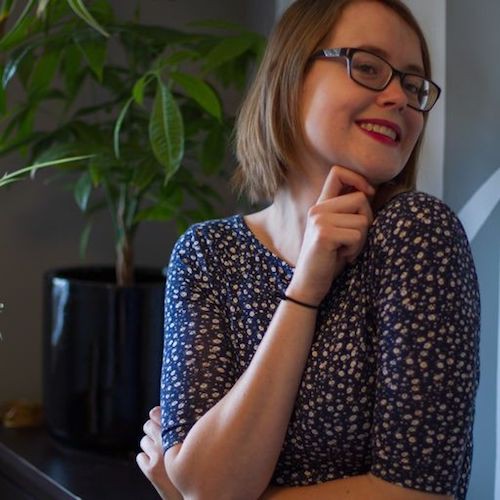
(169, 215, 244, 271)
(370, 190, 468, 248)
(375, 190, 459, 226)
(173, 215, 242, 253)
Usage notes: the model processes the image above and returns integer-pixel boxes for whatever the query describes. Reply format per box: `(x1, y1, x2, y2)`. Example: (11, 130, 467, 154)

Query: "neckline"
(235, 214, 295, 271)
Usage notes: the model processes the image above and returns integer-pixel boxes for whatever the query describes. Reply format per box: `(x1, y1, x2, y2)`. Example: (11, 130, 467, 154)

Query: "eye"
(352, 60, 382, 79)
(352, 62, 380, 76)
(403, 82, 420, 95)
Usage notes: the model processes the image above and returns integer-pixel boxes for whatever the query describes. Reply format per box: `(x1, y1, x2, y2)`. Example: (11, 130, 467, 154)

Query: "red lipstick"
(356, 118, 402, 146)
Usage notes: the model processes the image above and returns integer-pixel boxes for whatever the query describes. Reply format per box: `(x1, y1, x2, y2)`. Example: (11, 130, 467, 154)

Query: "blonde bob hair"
(233, 0, 432, 209)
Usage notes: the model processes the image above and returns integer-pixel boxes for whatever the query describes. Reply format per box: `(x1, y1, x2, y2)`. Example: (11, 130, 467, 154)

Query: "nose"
(376, 76, 409, 110)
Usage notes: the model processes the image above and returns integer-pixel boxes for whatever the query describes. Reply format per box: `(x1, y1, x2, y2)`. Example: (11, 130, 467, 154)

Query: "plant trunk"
(116, 235, 134, 286)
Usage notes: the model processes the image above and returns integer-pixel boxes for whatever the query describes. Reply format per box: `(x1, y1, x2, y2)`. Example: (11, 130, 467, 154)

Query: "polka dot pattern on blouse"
(160, 191, 480, 499)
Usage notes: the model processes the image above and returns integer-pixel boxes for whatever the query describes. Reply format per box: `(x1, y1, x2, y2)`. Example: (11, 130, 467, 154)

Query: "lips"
(356, 119, 402, 143)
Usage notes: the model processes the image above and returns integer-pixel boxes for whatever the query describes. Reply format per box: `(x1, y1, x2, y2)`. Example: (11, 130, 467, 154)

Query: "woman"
(137, 1, 480, 499)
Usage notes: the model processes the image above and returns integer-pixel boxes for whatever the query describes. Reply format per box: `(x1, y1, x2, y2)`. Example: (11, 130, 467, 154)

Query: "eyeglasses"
(311, 47, 441, 112)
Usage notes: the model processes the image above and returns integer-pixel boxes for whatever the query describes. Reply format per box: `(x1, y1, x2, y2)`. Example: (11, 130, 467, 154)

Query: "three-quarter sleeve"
(369, 193, 480, 497)
(160, 226, 236, 451)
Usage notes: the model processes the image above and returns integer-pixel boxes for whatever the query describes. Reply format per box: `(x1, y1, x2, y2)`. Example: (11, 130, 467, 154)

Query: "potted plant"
(0, 0, 264, 451)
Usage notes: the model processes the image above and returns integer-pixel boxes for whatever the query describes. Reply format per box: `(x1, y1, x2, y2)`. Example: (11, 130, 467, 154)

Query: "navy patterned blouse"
(160, 191, 480, 499)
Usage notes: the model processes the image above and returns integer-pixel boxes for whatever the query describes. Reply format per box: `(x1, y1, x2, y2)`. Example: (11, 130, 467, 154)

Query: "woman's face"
(299, 0, 425, 186)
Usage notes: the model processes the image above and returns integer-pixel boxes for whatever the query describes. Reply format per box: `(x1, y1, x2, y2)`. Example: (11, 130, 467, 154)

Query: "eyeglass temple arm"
(311, 48, 346, 59)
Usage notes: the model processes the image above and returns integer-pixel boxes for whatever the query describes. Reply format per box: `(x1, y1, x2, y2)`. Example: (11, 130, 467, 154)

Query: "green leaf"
(149, 77, 184, 182)
(89, 0, 114, 25)
(116, 24, 190, 46)
(29, 50, 60, 93)
(0, 0, 36, 51)
(2, 44, 32, 89)
(79, 220, 92, 258)
(131, 158, 158, 191)
(31, 137, 76, 161)
(19, 107, 35, 140)
(0, 155, 94, 188)
(88, 157, 102, 186)
(0, 131, 43, 156)
(62, 44, 83, 96)
(75, 34, 107, 81)
(157, 50, 199, 69)
(74, 171, 92, 211)
(65, 0, 109, 38)
(113, 97, 133, 159)
(171, 71, 222, 121)
(16, 48, 35, 88)
(132, 73, 153, 106)
(204, 34, 255, 72)
(0, 66, 5, 113)
(0, 0, 16, 21)
(36, 0, 50, 19)
(134, 204, 176, 222)
(201, 125, 226, 174)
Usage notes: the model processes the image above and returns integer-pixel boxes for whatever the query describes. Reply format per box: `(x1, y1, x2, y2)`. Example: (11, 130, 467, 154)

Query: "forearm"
(260, 473, 453, 500)
(260, 474, 373, 500)
(167, 300, 317, 499)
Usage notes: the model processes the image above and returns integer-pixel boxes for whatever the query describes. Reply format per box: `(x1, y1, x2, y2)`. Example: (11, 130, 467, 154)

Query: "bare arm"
(164, 166, 375, 499)
(260, 473, 453, 499)
(138, 421, 452, 500)
(165, 297, 318, 499)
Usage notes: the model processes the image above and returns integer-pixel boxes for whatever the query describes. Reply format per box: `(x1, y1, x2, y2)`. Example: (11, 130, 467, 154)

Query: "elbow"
(165, 446, 266, 500)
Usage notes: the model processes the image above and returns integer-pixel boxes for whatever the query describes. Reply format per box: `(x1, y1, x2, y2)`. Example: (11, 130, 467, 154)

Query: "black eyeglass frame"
(311, 47, 441, 112)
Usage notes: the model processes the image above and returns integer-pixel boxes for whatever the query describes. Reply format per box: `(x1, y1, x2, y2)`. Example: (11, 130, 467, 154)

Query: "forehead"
(326, 1, 424, 73)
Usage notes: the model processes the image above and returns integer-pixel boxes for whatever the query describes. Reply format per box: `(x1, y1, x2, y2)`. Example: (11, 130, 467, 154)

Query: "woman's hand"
(287, 165, 375, 307)
(136, 406, 182, 500)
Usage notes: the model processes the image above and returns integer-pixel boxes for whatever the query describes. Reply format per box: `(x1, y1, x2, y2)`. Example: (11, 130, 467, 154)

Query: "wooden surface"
(0, 426, 159, 499)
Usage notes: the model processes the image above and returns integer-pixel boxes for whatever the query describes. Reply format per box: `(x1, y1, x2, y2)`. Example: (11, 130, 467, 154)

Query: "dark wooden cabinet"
(0, 427, 159, 499)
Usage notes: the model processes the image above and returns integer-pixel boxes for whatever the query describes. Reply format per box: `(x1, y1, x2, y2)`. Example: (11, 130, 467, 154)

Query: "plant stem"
(116, 183, 134, 286)
(116, 233, 133, 286)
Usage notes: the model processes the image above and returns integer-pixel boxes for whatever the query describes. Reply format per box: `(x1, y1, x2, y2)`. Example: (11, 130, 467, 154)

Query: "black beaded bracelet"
(281, 294, 319, 310)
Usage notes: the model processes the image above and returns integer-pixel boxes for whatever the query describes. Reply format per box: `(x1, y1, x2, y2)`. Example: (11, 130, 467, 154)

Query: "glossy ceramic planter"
(42, 267, 165, 452)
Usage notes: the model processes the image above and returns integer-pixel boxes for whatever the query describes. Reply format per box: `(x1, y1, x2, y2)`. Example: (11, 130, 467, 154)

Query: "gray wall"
(0, 0, 275, 402)
(445, 1, 500, 498)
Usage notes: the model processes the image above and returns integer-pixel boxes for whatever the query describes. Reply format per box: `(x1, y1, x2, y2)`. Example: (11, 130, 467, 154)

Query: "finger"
(315, 191, 374, 221)
(338, 236, 367, 259)
(136, 451, 149, 469)
(136, 451, 158, 483)
(135, 451, 149, 467)
(143, 419, 162, 444)
(337, 228, 369, 263)
(140, 434, 161, 458)
(149, 406, 161, 423)
(317, 166, 375, 203)
(314, 226, 364, 252)
(312, 213, 369, 231)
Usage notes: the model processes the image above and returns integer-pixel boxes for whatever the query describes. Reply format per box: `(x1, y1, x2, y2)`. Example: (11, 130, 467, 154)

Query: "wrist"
(281, 293, 319, 310)
(284, 284, 322, 309)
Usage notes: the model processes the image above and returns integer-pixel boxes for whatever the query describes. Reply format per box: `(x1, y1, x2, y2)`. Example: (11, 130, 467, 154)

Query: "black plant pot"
(42, 267, 165, 453)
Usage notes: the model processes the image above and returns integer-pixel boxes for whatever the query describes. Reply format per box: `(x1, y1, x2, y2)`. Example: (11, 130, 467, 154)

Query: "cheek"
(408, 115, 425, 149)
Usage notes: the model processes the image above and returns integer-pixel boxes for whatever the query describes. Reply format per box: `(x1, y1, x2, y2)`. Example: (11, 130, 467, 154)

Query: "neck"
(265, 169, 328, 265)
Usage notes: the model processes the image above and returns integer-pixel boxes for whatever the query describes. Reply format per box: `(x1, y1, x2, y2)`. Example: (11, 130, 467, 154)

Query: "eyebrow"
(355, 44, 425, 75)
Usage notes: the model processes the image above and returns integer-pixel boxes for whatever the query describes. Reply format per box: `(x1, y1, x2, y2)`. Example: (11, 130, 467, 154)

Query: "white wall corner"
(403, 0, 446, 199)
(275, 0, 291, 17)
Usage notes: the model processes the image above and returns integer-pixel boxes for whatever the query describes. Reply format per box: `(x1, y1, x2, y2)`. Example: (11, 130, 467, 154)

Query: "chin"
(351, 164, 404, 186)
(369, 172, 401, 186)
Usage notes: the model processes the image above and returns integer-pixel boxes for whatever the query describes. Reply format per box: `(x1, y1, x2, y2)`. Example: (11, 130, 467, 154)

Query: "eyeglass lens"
(349, 51, 437, 111)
